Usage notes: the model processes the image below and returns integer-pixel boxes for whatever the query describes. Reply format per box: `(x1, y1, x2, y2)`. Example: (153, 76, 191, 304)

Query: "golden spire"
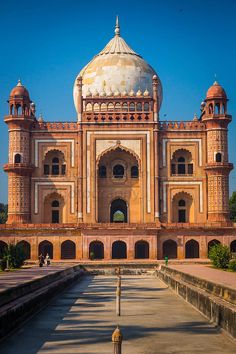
(115, 15, 120, 36)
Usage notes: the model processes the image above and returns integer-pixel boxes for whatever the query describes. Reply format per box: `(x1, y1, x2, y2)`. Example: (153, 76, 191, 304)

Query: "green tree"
(0, 243, 27, 270)
(229, 192, 236, 222)
(209, 243, 231, 269)
(0, 203, 8, 224)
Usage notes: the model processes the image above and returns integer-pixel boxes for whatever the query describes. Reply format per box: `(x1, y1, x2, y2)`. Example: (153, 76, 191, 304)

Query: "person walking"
(45, 253, 51, 266)
(38, 254, 44, 267)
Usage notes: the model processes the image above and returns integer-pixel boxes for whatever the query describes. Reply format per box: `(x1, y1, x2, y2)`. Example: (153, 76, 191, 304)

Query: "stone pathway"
(0, 265, 69, 293)
(169, 264, 236, 289)
(0, 275, 235, 353)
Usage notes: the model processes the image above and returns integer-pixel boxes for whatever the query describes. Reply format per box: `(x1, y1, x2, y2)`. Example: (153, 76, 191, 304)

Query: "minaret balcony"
(4, 163, 35, 173)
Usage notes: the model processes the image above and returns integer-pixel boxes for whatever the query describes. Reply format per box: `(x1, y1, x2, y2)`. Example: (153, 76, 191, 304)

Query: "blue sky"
(0, 0, 236, 203)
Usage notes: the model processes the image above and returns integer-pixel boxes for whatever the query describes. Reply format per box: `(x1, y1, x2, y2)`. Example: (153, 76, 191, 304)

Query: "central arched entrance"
(38, 240, 53, 259)
(112, 241, 127, 259)
(110, 199, 128, 223)
(163, 240, 177, 259)
(185, 239, 199, 258)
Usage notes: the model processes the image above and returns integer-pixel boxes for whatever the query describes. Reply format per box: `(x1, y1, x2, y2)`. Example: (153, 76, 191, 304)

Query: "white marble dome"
(73, 18, 162, 112)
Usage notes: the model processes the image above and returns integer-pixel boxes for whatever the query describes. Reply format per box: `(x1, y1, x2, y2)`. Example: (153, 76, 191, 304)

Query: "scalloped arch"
(171, 190, 193, 201)
(43, 149, 65, 161)
(97, 143, 140, 165)
(171, 148, 192, 160)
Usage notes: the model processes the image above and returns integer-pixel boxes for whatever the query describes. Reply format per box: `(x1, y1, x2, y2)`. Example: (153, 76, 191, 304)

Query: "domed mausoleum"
(73, 17, 162, 111)
(1, 18, 235, 262)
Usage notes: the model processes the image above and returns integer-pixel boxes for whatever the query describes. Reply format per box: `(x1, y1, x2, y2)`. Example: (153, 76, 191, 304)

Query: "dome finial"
(17, 79, 23, 87)
(115, 15, 120, 36)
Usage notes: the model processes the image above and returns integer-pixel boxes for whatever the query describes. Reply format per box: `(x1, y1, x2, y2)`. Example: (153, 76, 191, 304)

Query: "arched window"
(101, 103, 107, 112)
(14, 154, 22, 163)
(51, 199, 59, 223)
(110, 199, 127, 223)
(52, 200, 59, 207)
(137, 103, 142, 111)
(129, 102, 135, 111)
(230, 240, 236, 253)
(86, 103, 92, 112)
(108, 103, 114, 111)
(214, 103, 220, 114)
(52, 157, 59, 175)
(171, 150, 193, 176)
(113, 164, 124, 178)
(44, 151, 66, 176)
(209, 103, 213, 114)
(131, 165, 139, 178)
(216, 152, 222, 163)
(99, 165, 106, 178)
(144, 103, 149, 111)
(178, 199, 186, 222)
(208, 239, 221, 256)
(115, 102, 121, 111)
(178, 157, 186, 174)
(93, 103, 99, 112)
(122, 102, 128, 111)
(178, 199, 185, 207)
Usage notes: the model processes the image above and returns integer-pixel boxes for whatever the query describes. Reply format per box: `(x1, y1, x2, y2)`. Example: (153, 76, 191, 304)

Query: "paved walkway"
(169, 264, 236, 289)
(0, 265, 69, 293)
(1, 275, 235, 353)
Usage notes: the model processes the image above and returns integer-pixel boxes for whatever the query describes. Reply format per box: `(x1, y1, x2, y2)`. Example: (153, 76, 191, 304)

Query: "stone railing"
(32, 122, 78, 130)
(159, 120, 205, 130)
(83, 112, 152, 123)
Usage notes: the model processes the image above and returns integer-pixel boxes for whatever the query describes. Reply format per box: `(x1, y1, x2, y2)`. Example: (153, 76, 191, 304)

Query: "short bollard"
(112, 326, 123, 354)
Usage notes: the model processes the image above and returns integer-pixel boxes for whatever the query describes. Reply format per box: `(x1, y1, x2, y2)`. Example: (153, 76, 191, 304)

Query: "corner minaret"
(4, 80, 35, 223)
(202, 81, 233, 222)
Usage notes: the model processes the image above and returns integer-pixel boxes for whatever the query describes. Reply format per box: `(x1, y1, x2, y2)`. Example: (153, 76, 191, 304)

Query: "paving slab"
(0, 275, 235, 354)
(168, 264, 236, 289)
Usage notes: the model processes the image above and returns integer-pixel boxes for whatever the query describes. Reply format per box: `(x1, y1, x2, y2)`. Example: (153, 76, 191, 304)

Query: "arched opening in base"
(230, 240, 236, 253)
(0, 241, 7, 258)
(17, 240, 31, 259)
(89, 241, 104, 259)
(112, 241, 127, 259)
(163, 240, 177, 259)
(61, 240, 76, 259)
(38, 240, 53, 259)
(185, 239, 199, 258)
(135, 241, 149, 259)
(208, 239, 221, 256)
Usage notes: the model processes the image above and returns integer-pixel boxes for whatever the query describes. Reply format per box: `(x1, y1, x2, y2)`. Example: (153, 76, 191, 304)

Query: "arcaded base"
(0, 223, 236, 261)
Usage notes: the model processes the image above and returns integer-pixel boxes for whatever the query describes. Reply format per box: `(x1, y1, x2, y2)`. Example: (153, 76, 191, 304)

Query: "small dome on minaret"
(10, 80, 30, 98)
(206, 81, 227, 100)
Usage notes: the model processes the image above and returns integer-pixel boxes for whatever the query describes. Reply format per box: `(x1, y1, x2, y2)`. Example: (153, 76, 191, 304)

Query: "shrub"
(1, 243, 27, 269)
(228, 260, 236, 271)
(209, 243, 231, 269)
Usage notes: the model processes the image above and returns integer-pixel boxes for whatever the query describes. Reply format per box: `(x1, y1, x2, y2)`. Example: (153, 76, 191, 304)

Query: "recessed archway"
(208, 239, 221, 256)
(163, 240, 177, 259)
(135, 241, 149, 259)
(89, 241, 104, 259)
(0, 241, 7, 258)
(230, 240, 236, 253)
(61, 240, 76, 259)
(17, 240, 31, 259)
(38, 240, 53, 259)
(185, 239, 199, 258)
(112, 241, 127, 259)
(110, 199, 128, 223)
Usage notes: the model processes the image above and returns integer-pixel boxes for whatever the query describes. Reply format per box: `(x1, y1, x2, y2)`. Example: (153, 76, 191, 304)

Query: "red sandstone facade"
(1, 20, 236, 260)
